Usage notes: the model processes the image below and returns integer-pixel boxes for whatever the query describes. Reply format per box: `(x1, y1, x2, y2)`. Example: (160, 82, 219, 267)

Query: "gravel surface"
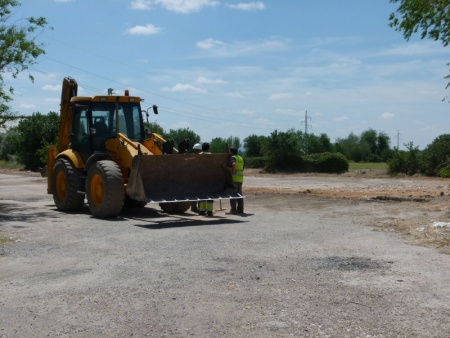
(1, 172, 450, 337)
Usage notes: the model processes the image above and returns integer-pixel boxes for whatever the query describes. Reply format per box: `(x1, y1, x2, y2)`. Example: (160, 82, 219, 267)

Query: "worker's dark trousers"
(230, 182, 244, 212)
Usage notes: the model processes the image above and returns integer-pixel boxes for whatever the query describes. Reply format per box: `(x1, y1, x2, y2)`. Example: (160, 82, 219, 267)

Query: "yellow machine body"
(47, 77, 239, 218)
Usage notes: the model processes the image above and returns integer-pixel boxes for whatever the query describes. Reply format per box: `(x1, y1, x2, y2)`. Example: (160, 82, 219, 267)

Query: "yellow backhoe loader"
(47, 77, 239, 218)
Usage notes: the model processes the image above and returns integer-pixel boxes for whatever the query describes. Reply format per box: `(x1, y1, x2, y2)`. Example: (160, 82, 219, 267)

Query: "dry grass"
(373, 198, 450, 254)
(0, 233, 13, 246)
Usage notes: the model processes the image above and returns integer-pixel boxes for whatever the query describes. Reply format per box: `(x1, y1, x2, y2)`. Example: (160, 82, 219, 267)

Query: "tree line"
(1, 111, 449, 178)
(1, 1, 449, 176)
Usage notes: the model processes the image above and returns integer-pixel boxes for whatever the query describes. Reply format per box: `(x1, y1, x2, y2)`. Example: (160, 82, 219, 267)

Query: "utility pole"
(396, 130, 401, 150)
(301, 110, 312, 154)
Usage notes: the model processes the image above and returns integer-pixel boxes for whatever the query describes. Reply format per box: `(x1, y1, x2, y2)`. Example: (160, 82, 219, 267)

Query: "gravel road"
(1, 173, 450, 337)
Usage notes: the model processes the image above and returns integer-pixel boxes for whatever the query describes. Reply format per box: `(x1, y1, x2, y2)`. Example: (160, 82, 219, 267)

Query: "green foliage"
(167, 127, 200, 150)
(0, 1, 49, 126)
(306, 133, 333, 154)
(387, 142, 421, 176)
(420, 134, 450, 176)
(244, 134, 266, 157)
(438, 165, 450, 178)
(14, 112, 59, 171)
(244, 156, 267, 169)
(0, 127, 20, 161)
(262, 129, 303, 170)
(146, 121, 166, 136)
(210, 137, 227, 153)
(389, 0, 450, 89)
(209, 136, 241, 153)
(304, 152, 348, 174)
(335, 129, 392, 162)
(349, 162, 388, 170)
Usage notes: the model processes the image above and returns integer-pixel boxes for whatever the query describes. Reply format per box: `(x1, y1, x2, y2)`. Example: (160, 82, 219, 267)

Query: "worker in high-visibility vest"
(228, 146, 244, 214)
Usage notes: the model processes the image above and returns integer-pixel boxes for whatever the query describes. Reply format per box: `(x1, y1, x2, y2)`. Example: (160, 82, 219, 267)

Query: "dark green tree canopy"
(167, 127, 200, 151)
(14, 111, 59, 170)
(389, 0, 450, 88)
(0, 0, 49, 127)
(389, 0, 450, 45)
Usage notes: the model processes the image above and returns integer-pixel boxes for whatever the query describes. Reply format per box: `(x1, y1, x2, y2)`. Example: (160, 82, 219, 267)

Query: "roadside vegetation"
(0, 1, 449, 177)
(1, 112, 449, 178)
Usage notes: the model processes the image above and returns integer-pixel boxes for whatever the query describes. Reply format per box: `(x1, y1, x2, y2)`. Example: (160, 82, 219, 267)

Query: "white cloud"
(196, 38, 225, 49)
(126, 24, 161, 35)
(224, 92, 244, 99)
(255, 118, 276, 126)
(150, 0, 219, 13)
(196, 38, 286, 57)
(240, 109, 256, 116)
(381, 112, 396, 120)
(335, 116, 349, 122)
(171, 121, 191, 129)
(196, 76, 227, 84)
(130, 0, 152, 10)
(226, 1, 265, 11)
(41, 84, 60, 91)
(163, 83, 207, 93)
(45, 98, 60, 103)
(269, 93, 294, 101)
(276, 108, 303, 117)
(20, 103, 36, 109)
(376, 42, 446, 57)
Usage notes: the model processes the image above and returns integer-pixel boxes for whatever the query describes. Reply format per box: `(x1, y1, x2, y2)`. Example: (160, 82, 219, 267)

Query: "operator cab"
(69, 100, 145, 160)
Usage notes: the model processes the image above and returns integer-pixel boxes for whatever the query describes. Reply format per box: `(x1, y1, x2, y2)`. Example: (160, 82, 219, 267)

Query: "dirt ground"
(244, 169, 450, 253)
(1, 169, 450, 337)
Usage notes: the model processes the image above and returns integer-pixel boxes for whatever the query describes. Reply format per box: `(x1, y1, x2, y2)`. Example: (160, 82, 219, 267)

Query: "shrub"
(245, 157, 267, 169)
(304, 152, 348, 174)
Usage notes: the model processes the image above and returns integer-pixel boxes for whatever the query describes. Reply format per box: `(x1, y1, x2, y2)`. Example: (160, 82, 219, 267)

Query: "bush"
(387, 142, 421, 176)
(245, 157, 267, 169)
(304, 152, 348, 174)
(438, 166, 450, 178)
(420, 134, 450, 176)
(15, 112, 59, 171)
(264, 154, 304, 172)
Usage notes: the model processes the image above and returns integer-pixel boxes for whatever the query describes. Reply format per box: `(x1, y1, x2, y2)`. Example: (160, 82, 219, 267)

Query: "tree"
(335, 132, 364, 162)
(209, 136, 240, 153)
(262, 129, 303, 170)
(166, 127, 200, 151)
(0, 1, 49, 127)
(0, 127, 20, 161)
(306, 133, 333, 155)
(145, 121, 166, 136)
(335, 129, 393, 162)
(210, 137, 227, 153)
(388, 141, 421, 176)
(420, 134, 450, 176)
(243, 134, 266, 157)
(14, 112, 59, 170)
(389, 0, 450, 89)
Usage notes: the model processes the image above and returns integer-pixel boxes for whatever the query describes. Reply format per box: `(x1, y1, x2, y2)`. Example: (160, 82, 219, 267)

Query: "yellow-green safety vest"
(232, 155, 244, 183)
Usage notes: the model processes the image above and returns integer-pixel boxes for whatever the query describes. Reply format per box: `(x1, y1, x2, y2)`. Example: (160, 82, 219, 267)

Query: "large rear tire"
(52, 158, 85, 212)
(86, 160, 124, 218)
(159, 202, 191, 214)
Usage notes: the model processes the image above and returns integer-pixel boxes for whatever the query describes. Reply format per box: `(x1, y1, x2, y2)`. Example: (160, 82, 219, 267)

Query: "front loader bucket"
(126, 154, 240, 203)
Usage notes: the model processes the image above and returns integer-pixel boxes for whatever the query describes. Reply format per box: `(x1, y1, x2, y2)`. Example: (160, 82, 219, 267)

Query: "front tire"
(52, 158, 85, 212)
(86, 160, 124, 218)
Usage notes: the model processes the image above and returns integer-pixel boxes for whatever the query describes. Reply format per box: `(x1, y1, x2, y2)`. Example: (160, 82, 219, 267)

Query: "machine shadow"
(121, 206, 248, 229)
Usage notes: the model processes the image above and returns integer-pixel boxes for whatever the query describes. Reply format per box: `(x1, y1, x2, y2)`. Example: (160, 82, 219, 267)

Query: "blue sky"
(8, 0, 449, 149)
